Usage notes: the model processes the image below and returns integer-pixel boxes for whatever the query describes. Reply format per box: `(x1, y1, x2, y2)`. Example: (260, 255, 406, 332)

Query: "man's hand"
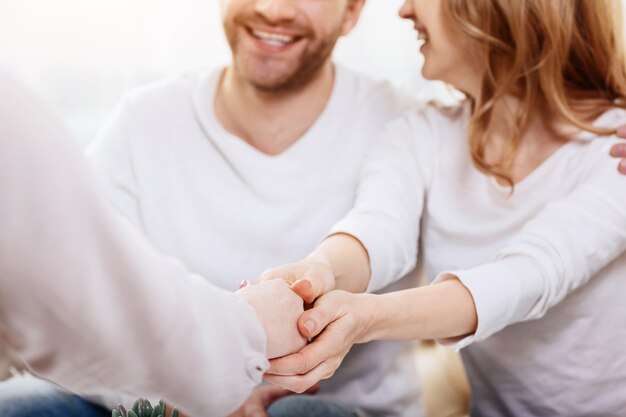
(610, 140, 626, 175)
(263, 291, 372, 393)
(225, 386, 295, 417)
(226, 384, 320, 417)
(257, 259, 335, 304)
(236, 279, 308, 359)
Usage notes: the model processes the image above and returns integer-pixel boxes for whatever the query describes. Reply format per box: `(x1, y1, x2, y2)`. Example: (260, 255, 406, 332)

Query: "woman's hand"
(263, 290, 374, 393)
(610, 140, 626, 175)
(257, 259, 335, 304)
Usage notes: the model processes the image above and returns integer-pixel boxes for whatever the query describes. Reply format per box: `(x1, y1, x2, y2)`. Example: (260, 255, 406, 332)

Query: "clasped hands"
(236, 258, 372, 393)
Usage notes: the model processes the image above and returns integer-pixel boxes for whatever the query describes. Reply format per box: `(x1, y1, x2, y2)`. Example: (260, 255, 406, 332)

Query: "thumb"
(258, 265, 300, 286)
(290, 279, 316, 304)
(298, 302, 339, 339)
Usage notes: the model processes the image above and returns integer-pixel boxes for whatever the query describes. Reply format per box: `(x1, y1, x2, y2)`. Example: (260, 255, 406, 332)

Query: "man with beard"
(0, 0, 422, 416)
(85, 1, 424, 416)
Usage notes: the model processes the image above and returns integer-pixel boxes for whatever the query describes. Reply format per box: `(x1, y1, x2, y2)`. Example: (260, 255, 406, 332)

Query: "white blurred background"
(0, 0, 454, 146)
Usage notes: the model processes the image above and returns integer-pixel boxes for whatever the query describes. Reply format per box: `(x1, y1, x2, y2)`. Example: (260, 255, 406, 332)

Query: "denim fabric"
(0, 375, 110, 417)
(267, 395, 368, 417)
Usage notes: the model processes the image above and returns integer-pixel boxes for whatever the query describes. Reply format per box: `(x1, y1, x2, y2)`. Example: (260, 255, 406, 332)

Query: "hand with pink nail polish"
(236, 279, 307, 359)
(609, 137, 626, 175)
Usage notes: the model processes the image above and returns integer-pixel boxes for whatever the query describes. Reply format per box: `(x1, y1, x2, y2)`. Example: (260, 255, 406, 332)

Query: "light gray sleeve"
(436, 139, 626, 349)
(0, 71, 267, 417)
(86, 96, 145, 232)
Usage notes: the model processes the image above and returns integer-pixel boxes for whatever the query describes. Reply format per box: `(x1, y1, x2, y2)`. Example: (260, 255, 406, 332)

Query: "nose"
(398, 0, 415, 20)
(255, 0, 298, 24)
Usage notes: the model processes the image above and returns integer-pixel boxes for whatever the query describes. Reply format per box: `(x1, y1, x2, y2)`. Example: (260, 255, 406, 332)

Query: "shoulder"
(335, 64, 420, 121)
(120, 68, 213, 118)
(383, 99, 469, 144)
(573, 107, 626, 175)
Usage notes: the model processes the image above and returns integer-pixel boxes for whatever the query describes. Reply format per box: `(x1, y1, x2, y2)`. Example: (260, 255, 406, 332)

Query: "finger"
(264, 360, 336, 394)
(298, 302, 340, 339)
(239, 279, 251, 289)
(619, 160, 626, 175)
(267, 323, 343, 376)
(616, 126, 626, 139)
(258, 267, 298, 285)
(290, 279, 315, 304)
(610, 143, 626, 157)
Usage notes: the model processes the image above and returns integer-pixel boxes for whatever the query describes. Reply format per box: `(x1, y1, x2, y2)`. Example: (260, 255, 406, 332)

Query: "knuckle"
(296, 355, 310, 375)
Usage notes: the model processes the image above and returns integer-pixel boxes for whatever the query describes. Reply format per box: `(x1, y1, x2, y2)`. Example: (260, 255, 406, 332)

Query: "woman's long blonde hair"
(443, 0, 626, 184)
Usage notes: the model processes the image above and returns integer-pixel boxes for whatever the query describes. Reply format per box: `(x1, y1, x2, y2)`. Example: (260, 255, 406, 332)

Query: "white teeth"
(417, 32, 429, 42)
(252, 30, 295, 46)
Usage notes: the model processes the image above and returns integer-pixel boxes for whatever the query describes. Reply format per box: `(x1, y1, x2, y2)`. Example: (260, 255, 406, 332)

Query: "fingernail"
(303, 320, 315, 336)
(239, 279, 250, 289)
(619, 160, 626, 174)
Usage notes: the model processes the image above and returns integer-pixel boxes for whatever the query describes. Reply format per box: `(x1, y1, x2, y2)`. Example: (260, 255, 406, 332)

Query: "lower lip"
(420, 41, 429, 53)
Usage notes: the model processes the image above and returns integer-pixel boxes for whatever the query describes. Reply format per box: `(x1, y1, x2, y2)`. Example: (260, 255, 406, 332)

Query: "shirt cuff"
(235, 296, 270, 382)
(433, 258, 542, 350)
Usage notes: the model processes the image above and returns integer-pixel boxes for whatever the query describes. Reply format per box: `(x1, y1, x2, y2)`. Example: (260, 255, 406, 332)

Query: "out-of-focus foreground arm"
(0, 72, 269, 416)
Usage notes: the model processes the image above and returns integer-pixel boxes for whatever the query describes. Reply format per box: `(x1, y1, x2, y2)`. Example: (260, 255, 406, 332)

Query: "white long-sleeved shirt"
(331, 103, 626, 416)
(86, 65, 424, 417)
(0, 71, 269, 417)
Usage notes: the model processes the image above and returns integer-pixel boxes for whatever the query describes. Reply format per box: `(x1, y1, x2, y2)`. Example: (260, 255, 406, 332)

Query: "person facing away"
(256, 1, 626, 416)
(0, 1, 425, 417)
(0, 69, 306, 417)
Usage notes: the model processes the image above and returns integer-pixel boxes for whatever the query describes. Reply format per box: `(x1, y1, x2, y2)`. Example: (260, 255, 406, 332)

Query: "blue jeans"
(267, 395, 369, 417)
(0, 376, 110, 417)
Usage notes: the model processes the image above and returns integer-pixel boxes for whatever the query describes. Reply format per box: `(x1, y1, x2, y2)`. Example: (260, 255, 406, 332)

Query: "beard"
(223, 13, 343, 94)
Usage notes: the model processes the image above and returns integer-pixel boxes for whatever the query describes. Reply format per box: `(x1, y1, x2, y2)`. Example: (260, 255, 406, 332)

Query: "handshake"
(234, 258, 370, 394)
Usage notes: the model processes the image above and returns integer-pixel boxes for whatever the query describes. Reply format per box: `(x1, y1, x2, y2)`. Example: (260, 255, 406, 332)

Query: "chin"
(420, 66, 437, 81)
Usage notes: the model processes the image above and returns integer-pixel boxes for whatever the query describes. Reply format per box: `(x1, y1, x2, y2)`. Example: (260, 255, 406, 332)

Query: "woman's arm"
(264, 280, 477, 393)
(266, 137, 626, 393)
(259, 111, 435, 301)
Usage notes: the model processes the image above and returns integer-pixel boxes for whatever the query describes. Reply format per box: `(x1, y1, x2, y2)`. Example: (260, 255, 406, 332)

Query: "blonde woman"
(260, 0, 626, 415)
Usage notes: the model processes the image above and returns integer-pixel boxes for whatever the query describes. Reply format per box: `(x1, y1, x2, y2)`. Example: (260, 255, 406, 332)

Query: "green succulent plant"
(112, 399, 178, 417)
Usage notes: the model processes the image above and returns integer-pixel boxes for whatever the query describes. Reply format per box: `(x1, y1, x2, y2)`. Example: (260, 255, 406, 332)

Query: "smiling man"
(0, 1, 424, 417)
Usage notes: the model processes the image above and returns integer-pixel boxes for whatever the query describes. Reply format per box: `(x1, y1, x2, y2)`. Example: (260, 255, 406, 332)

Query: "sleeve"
(0, 71, 268, 417)
(86, 96, 144, 231)
(435, 139, 626, 349)
(329, 111, 435, 292)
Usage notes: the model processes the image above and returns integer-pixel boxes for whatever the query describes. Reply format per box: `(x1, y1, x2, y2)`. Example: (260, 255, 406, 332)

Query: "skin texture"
(236, 279, 308, 359)
(215, 0, 365, 156)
